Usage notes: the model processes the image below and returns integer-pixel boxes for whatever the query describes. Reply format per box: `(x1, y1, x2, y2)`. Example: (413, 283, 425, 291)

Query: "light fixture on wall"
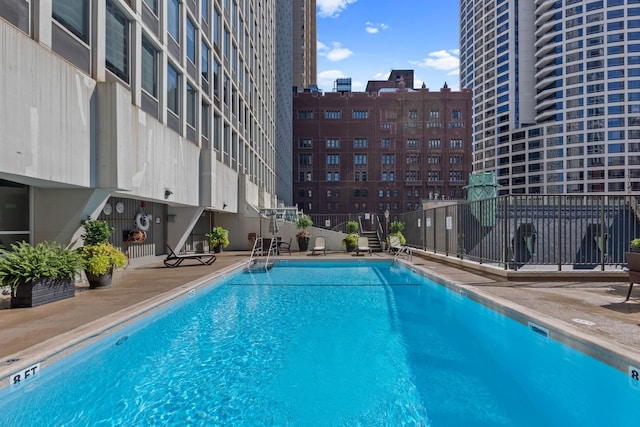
(164, 189, 173, 199)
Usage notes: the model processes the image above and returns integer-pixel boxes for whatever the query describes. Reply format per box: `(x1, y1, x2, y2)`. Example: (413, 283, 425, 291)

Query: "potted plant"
(207, 226, 230, 253)
(294, 214, 313, 251)
(342, 220, 359, 252)
(78, 218, 126, 289)
(0, 241, 84, 308)
(625, 239, 640, 301)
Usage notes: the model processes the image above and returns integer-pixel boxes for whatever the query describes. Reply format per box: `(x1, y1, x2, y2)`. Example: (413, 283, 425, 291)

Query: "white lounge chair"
(312, 236, 326, 255)
(388, 235, 403, 253)
(356, 236, 372, 256)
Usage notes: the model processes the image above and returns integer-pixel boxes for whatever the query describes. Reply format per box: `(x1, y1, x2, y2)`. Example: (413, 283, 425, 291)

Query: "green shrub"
(390, 221, 405, 234)
(294, 215, 313, 238)
(207, 226, 230, 248)
(631, 238, 640, 252)
(82, 217, 115, 245)
(0, 241, 84, 295)
(346, 220, 359, 234)
(342, 233, 359, 248)
(78, 242, 126, 276)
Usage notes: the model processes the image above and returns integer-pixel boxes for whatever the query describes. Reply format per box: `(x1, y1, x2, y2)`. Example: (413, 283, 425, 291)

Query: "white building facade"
(460, 0, 640, 195)
(0, 0, 286, 256)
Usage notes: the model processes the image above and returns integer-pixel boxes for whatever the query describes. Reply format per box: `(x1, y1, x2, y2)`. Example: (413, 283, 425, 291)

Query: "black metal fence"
(394, 194, 640, 271)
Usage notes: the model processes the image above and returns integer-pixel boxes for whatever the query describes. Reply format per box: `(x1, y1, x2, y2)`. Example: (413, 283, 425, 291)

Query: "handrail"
(248, 236, 279, 271)
(393, 245, 413, 264)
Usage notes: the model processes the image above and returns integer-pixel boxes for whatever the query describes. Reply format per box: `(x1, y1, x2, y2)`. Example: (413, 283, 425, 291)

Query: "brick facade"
(293, 77, 473, 216)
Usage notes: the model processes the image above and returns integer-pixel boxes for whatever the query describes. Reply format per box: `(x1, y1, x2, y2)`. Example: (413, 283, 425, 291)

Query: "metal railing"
(394, 194, 640, 271)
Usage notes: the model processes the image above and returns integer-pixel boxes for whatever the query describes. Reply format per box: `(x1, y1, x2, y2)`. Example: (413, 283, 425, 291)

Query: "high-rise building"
(293, 72, 472, 217)
(460, 0, 640, 195)
(0, 0, 285, 254)
(292, 0, 317, 91)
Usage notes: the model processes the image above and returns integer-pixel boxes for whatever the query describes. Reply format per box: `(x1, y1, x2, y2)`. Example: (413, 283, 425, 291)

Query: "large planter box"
(11, 277, 76, 308)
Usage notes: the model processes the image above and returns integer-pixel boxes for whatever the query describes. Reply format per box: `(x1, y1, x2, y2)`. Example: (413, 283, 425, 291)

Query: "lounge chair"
(164, 242, 217, 268)
(388, 235, 403, 254)
(312, 236, 326, 255)
(356, 236, 372, 256)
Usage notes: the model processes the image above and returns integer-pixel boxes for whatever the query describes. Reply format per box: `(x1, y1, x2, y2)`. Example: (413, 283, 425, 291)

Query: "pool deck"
(1, 249, 640, 383)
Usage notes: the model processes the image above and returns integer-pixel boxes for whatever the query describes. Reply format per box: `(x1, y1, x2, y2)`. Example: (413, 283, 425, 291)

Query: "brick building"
(293, 74, 473, 217)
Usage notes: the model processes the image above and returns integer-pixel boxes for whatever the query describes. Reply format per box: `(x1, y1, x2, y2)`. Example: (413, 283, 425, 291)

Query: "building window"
(143, 0, 158, 15)
(326, 139, 340, 148)
(389, 171, 395, 181)
(201, 0, 209, 22)
(353, 110, 369, 119)
(327, 154, 339, 165)
(53, 0, 89, 42)
(430, 110, 440, 119)
(297, 110, 314, 119)
(452, 109, 462, 119)
(407, 139, 419, 148)
(202, 102, 210, 140)
(408, 109, 418, 119)
(141, 38, 158, 97)
(450, 138, 463, 148)
(105, 1, 129, 82)
(186, 83, 196, 128)
(334, 172, 339, 181)
(167, 63, 179, 115)
(299, 154, 312, 166)
(362, 172, 367, 181)
(382, 154, 395, 164)
(325, 110, 341, 119)
(428, 139, 441, 148)
(213, 59, 220, 98)
(354, 138, 367, 148)
(382, 171, 387, 181)
(381, 139, 390, 148)
(354, 154, 367, 165)
(168, 0, 180, 42)
(213, 8, 220, 47)
(299, 139, 312, 148)
(201, 42, 209, 81)
(355, 171, 360, 181)
(187, 18, 196, 63)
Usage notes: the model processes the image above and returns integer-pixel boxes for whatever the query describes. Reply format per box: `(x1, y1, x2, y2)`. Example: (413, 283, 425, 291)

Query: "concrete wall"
(0, 22, 94, 187)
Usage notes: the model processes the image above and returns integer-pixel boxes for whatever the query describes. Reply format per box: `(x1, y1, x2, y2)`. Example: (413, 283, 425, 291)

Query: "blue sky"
(316, 0, 460, 93)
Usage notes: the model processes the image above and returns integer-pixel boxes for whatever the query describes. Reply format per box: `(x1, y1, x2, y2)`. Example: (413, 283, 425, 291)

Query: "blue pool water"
(1, 260, 640, 426)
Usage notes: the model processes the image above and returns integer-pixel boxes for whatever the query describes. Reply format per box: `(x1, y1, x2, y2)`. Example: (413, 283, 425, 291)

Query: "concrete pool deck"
(1, 249, 640, 382)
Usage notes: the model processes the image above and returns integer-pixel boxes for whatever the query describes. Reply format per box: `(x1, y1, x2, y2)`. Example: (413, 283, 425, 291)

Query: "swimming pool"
(1, 260, 639, 426)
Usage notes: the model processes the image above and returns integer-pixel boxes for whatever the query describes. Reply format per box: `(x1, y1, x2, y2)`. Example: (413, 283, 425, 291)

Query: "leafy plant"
(346, 220, 359, 234)
(631, 238, 640, 252)
(82, 217, 114, 245)
(390, 220, 405, 234)
(342, 233, 359, 248)
(78, 242, 126, 276)
(0, 241, 85, 295)
(207, 226, 230, 248)
(294, 215, 313, 238)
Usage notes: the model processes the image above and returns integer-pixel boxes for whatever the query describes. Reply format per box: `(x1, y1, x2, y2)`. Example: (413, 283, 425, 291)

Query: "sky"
(315, 0, 460, 93)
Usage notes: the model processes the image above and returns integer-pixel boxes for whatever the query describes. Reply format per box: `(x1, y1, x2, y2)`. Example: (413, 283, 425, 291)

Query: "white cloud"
(317, 0, 358, 18)
(317, 69, 347, 91)
(318, 41, 354, 61)
(365, 22, 389, 34)
(409, 49, 460, 72)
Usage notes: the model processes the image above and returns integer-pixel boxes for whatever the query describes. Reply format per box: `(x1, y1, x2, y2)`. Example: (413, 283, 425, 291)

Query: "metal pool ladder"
(247, 237, 277, 271)
(392, 245, 413, 264)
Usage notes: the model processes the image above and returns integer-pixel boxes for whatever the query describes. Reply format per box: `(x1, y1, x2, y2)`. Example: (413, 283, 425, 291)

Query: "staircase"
(361, 230, 383, 252)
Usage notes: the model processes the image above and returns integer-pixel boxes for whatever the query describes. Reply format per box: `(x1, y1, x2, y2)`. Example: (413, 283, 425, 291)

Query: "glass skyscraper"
(460, 0, 640, 195)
